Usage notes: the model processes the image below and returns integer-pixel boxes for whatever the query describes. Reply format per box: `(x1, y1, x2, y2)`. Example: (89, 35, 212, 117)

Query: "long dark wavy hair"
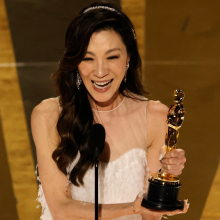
(51, 1, 149, 187)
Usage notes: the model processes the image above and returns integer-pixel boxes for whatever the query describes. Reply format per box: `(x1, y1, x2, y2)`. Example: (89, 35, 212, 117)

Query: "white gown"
(37, 96, 151, 220)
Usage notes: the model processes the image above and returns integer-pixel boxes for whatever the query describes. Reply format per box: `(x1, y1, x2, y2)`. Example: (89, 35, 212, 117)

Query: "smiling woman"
(31, 1, 188, 220)
(78, 30, 130, 109)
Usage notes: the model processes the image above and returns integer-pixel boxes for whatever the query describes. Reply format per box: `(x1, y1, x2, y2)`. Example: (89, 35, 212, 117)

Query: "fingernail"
(138, 190, 144, 199)
(187, 203, 190, 209)
(159, 153, 164, 161)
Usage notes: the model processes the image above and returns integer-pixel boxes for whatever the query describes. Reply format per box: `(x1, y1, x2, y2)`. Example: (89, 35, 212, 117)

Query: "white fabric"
(37, 96, 150, 220)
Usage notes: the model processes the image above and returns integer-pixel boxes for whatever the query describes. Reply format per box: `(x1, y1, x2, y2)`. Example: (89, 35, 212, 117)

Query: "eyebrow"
(86, 48, 121, 56)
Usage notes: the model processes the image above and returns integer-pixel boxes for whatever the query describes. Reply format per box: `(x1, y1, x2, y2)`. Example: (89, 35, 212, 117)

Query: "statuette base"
(141, 179, 184, 211)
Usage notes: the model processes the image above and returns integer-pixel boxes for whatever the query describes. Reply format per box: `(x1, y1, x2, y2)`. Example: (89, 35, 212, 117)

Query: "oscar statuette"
(141, 90, 186, 211)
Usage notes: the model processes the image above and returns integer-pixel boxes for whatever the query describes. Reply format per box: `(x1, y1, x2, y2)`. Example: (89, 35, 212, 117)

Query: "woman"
(31, 2, 188, 220)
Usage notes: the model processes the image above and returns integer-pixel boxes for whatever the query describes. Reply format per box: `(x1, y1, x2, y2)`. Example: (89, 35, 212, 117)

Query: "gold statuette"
(152, 90, 185, 184)
(141, 90, 186, 211)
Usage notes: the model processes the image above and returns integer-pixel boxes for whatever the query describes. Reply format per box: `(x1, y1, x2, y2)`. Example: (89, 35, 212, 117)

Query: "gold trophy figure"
(141, 90, 185, 211)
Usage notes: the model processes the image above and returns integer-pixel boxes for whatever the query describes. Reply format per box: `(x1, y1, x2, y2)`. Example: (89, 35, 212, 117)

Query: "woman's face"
(78, 29, 130, 107)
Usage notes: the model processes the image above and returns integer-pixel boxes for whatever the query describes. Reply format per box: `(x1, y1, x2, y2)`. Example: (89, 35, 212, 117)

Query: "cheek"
(110, 61, 126, 78)
(78, 62, 91, 77)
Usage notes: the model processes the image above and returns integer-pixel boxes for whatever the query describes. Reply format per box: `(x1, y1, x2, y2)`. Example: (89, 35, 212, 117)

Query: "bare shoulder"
(31, 98, 60, 150)
(146, 100, 168, 121)
(31, 97, 60, 125)
(146, 100, 168, 148)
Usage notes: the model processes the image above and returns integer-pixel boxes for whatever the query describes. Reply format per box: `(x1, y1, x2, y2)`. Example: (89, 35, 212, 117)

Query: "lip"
(92, 80, 111, 82)
(92, 79, 112, 84)
(92, 79, 113, 93)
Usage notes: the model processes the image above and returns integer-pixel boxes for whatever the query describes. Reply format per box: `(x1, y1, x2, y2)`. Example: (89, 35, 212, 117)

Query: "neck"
(89, 92, 124, 111)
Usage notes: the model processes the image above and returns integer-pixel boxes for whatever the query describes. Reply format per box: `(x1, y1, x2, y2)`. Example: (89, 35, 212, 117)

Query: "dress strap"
(144, 101, 148, 144)
(55, 96, 62, 113)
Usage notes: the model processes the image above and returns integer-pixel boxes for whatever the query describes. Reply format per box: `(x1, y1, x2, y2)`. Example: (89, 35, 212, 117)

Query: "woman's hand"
(133, 192, 189, 219)
(159, 146, 186, 176)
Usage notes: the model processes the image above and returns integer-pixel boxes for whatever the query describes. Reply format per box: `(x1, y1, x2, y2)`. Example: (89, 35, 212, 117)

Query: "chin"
(86, 82, 121, 107)
(90, 92, 113, 104)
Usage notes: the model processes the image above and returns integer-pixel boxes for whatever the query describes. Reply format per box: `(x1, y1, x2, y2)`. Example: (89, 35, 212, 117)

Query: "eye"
(83, 57, 94, 61)
(108, 56, 119, 60)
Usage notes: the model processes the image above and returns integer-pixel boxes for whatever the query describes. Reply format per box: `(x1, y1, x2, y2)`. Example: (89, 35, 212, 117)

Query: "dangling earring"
(76, 69, 82, 90)
(124, 63, 129, 82)
(124, 72, 127, 82)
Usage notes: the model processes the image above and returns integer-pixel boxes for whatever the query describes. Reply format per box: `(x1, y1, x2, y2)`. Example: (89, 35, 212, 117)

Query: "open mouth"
(92, 79, 113, 89)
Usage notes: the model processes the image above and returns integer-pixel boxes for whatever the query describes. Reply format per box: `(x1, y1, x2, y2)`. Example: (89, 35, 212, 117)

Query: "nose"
(94, 60, 108, 78)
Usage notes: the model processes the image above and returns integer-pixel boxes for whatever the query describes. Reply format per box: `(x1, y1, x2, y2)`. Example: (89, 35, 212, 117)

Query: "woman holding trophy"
(31, 2, 189, 219)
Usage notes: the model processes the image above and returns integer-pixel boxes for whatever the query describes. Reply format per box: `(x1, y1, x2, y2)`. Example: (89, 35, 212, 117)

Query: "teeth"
(94, 80, 111, 86)
(93, 82, 111, 89)
(93, 80, 112, 89)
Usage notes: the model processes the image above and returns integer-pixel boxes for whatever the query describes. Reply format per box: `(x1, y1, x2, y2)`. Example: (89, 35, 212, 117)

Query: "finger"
(162, 162, 185, 170)
(141, 200, 189, 217)
(162, 157, 186, 165)
(161, 169, 182, 175)
(143, 207, 185, 217)
(167, 200, 189, 215)
(159, 145, 166, 160)
(161, 200, 189, 216)
(134, 191, 144, 213)
(162, 168, 184, 175)
(163, 149, 185, 159)
(182, 199, 190, 213)
(161, 164, 185, 175)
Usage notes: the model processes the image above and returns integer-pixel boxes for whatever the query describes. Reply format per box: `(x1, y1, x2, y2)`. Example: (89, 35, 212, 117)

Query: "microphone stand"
(88, 124, 105, 220)
(95, 156, 99, 220)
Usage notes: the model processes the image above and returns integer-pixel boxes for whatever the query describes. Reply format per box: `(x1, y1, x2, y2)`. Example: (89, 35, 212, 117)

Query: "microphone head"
(88, 123, 105, 158)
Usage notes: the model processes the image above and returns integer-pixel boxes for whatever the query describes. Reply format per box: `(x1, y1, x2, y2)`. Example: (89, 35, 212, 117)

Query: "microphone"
(87, 123, 105, 220)
(88, 123, 105, 159)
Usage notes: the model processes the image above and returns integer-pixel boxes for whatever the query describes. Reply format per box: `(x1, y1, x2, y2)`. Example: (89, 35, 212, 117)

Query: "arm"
(31, 98, 136, 220)
(141, 101, 187, 220)
(146, 100, 186, 176)
(140, 101, 168, 220)
(146, 100, 168, 174)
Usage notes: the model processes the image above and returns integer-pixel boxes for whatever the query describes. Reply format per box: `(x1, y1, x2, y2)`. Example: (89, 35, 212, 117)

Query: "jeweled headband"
(83, 6, 136, 39)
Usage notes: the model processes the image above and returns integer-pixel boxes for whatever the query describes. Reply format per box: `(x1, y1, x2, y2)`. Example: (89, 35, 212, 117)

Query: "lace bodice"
(37, 96, 150, 220)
